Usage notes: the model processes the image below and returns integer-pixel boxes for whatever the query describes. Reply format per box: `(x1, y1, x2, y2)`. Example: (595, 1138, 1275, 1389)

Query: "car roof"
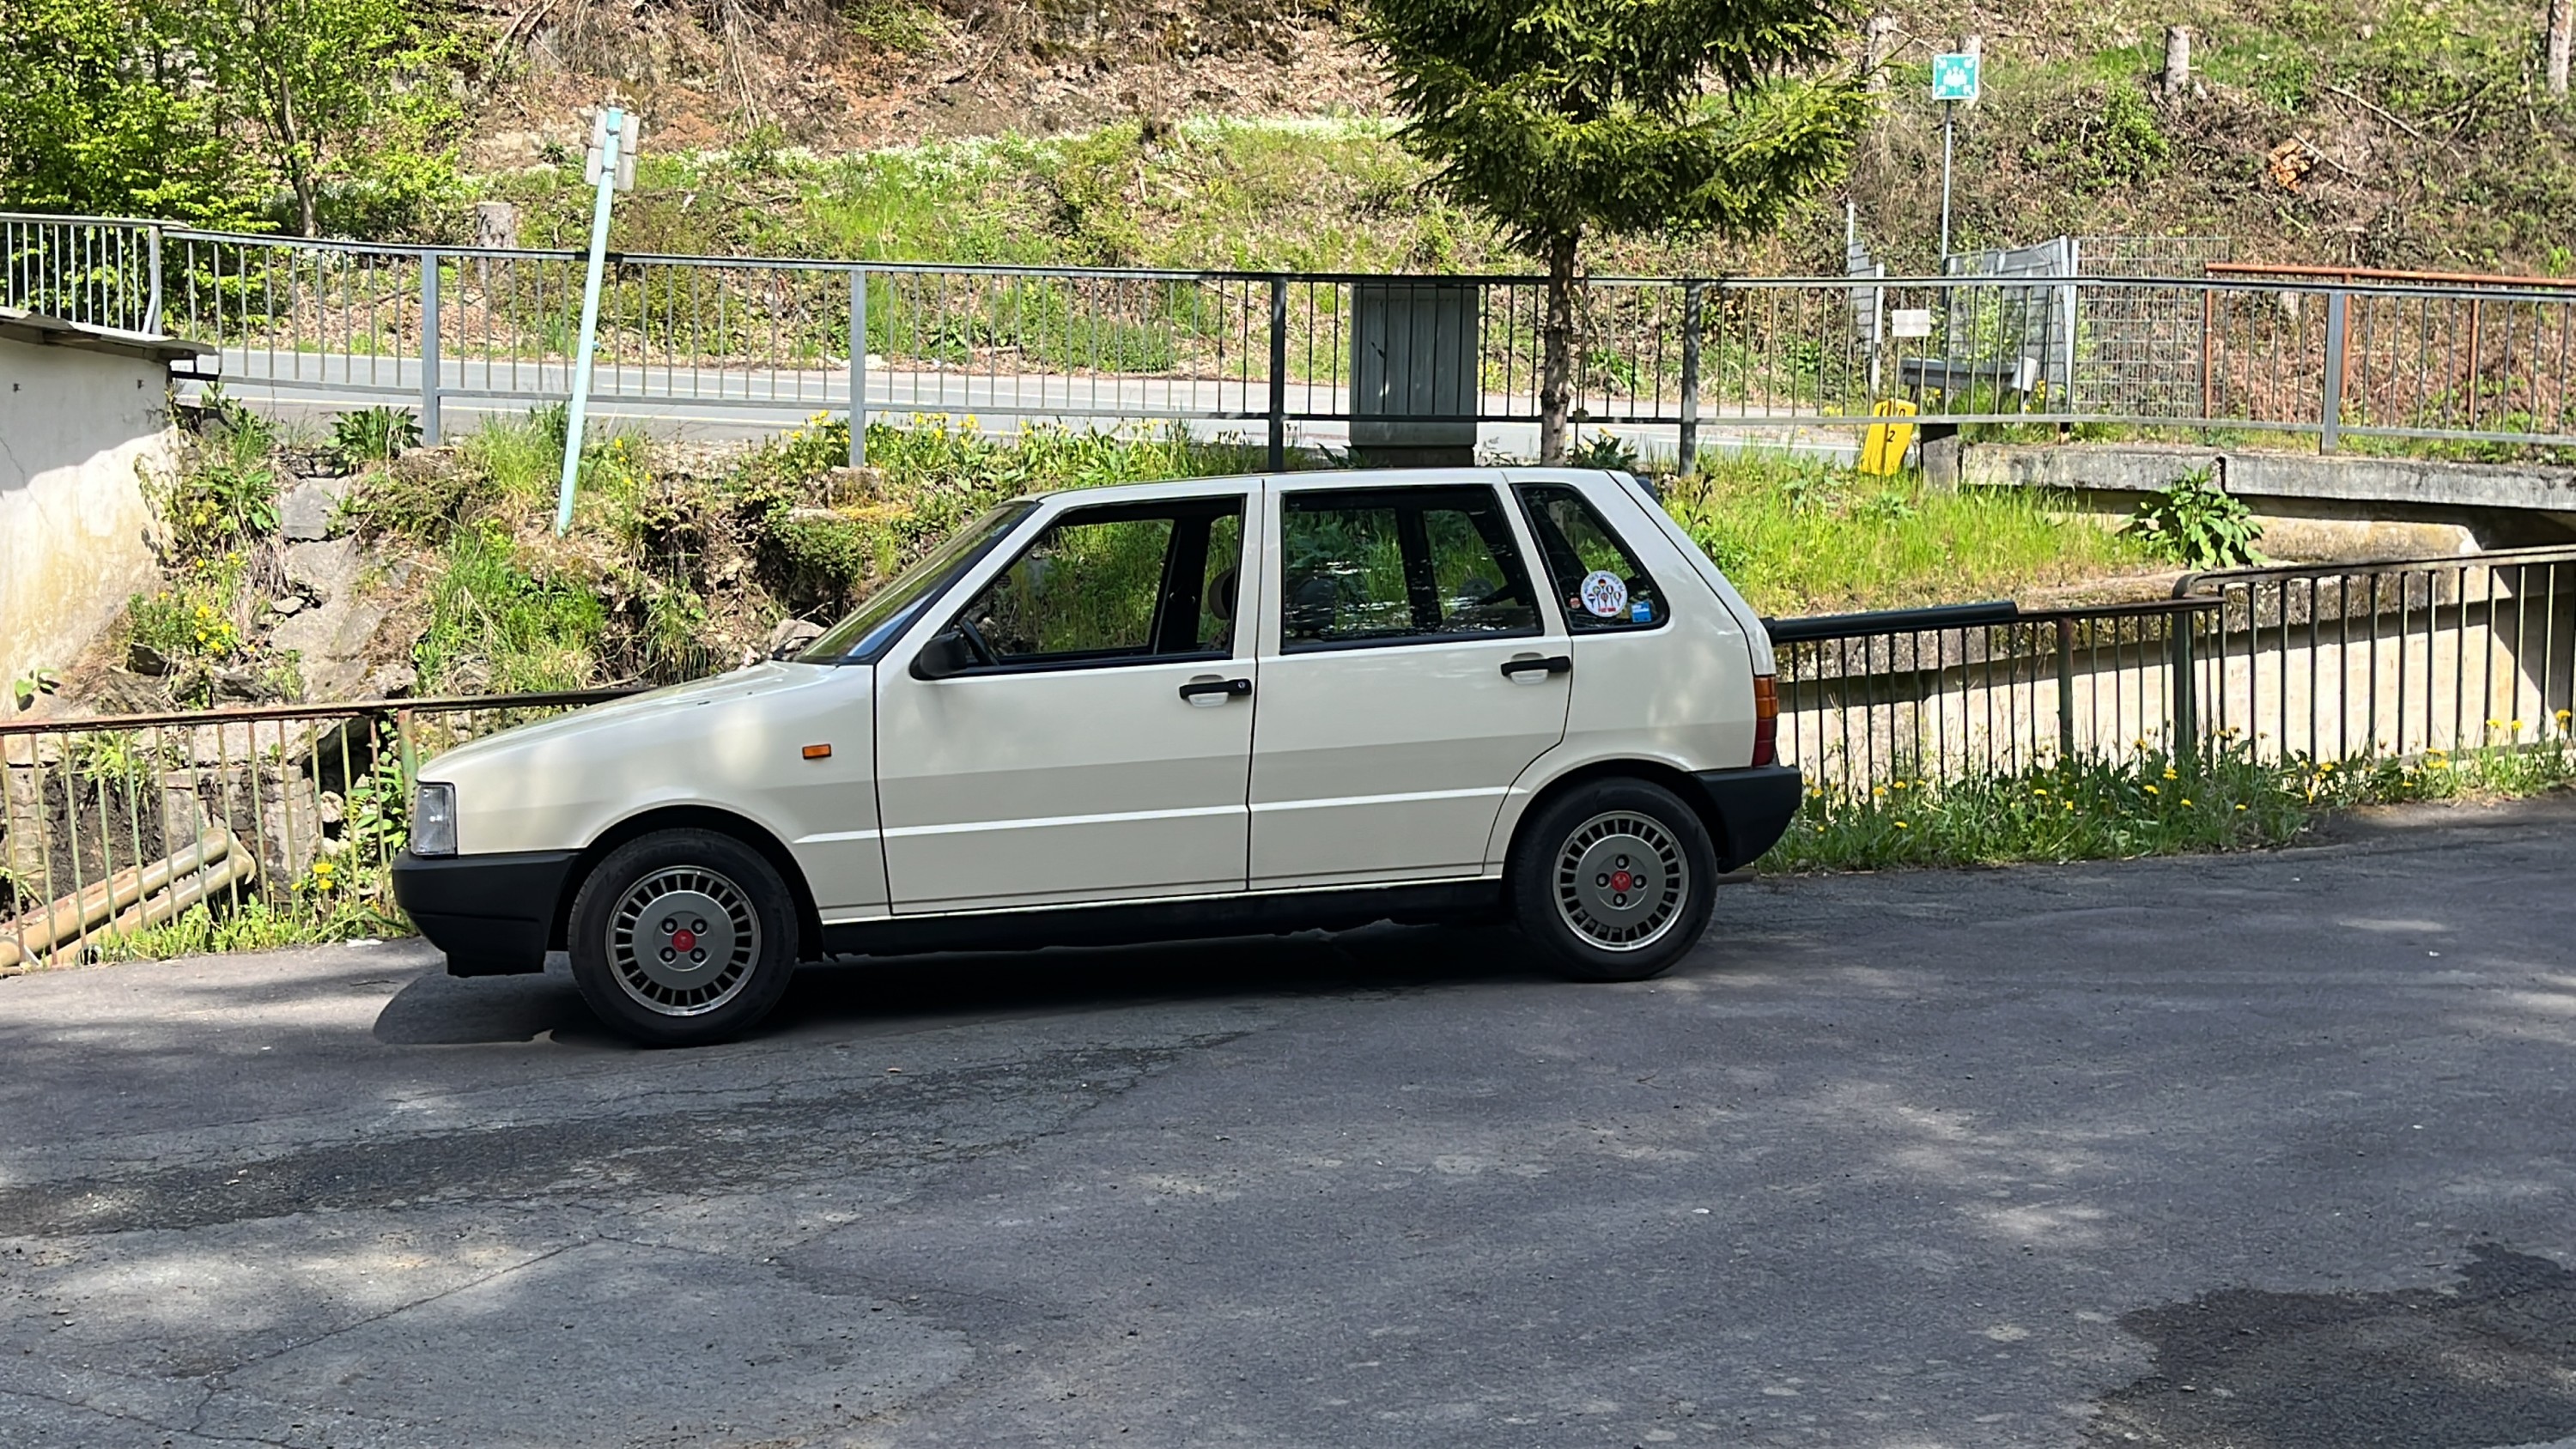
(1017, 466, 1616, 508)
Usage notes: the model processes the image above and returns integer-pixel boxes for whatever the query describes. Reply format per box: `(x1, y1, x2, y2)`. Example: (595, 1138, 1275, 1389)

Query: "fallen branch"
(2323, 82, 2435, 143)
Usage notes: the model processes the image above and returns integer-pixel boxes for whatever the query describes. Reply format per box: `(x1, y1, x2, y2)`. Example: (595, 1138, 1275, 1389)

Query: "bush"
(2125, 467, 2263, 571)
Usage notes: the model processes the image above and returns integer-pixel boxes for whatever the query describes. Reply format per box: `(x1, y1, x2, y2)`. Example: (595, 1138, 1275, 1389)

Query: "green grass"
(1664, 453, 2157, 615)
(1769, 732, 2576, 873)
(85, 890, 407, 962)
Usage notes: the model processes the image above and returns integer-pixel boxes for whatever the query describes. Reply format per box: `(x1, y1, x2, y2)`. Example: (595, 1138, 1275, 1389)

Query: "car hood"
(419, 661, 839, 781)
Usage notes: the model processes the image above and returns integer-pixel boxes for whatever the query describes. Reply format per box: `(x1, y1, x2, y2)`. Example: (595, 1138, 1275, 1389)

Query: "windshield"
(797, 502, 1036, 664)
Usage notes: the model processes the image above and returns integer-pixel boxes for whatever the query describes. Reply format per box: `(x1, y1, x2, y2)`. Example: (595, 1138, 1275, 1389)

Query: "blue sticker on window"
(1631, 601, 1653, 621)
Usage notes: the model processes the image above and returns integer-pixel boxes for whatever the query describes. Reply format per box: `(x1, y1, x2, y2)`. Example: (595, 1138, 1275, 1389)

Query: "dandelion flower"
(2032, 787, 2049, 797)
(2180, 798, 2193, 807)
(2234, 803, 2246, 811)
(2163, 767, 2178, 779)
(2144, 784, 2160, 795)
(1894, 821, 1909, 829)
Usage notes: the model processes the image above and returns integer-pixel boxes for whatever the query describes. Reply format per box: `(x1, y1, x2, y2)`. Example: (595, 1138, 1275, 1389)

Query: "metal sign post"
(555, 106, 642, 536)
(1930, 52, 1979, 264)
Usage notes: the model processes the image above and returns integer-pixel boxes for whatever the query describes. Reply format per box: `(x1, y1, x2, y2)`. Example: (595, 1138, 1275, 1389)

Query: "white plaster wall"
(0, 340, 171, 717)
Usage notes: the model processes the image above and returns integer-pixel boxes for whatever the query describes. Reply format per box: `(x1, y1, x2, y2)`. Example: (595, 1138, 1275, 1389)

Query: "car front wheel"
(568, 828, 800, 1046)
(1510, 778, 1717, 983)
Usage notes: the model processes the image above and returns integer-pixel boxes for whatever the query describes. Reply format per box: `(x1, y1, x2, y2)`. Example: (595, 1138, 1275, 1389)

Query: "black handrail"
(1764, 601, 2020, 644)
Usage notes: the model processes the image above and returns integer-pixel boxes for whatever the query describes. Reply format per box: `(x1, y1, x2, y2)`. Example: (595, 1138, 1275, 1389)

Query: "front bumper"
(1692, 764, 1804, 870)
(391, 848, 582, 977)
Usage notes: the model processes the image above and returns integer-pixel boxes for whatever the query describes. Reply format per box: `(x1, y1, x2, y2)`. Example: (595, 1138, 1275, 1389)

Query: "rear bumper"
(1693, 764, 1804, 869)
(391, 848, 581, 977)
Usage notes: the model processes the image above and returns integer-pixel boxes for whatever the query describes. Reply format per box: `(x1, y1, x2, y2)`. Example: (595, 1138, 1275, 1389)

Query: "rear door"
(1247, 479, 1571, 888)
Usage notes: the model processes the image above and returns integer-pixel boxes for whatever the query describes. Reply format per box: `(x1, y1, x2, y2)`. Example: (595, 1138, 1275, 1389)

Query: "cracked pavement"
(3, 798, 2575, 1446)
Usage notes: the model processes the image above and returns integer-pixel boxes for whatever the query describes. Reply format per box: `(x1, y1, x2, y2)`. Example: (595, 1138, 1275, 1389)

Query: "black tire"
(1508, 777, 1718, 983)
(567, 828, 801, 1046)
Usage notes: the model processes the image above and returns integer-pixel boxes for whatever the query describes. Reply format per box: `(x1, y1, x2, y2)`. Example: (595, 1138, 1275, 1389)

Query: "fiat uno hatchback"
(393, 468, 1801, 1044)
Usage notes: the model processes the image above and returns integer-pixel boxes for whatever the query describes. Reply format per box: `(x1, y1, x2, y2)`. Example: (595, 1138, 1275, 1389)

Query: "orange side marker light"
(802, 743, 833, 761)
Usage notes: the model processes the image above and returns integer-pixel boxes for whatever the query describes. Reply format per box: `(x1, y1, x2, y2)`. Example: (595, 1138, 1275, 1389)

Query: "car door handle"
(1177, 677, 1253, 700)
(1499, 655, 1572, 679)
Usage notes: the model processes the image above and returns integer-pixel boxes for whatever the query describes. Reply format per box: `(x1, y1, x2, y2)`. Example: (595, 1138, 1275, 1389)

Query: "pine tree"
(1358, 0, 1873, 462)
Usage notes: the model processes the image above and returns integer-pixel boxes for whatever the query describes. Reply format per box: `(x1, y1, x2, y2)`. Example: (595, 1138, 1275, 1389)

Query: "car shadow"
(374, 924, 1553, 1049)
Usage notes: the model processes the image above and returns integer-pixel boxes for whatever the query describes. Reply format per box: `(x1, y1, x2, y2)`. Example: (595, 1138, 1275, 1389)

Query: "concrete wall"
(0, 341, 171, 717)
(1962, 441, 2576, 557)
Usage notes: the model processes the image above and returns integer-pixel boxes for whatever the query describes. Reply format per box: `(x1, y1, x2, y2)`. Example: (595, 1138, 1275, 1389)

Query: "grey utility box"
(1350, 282, 1479, 467)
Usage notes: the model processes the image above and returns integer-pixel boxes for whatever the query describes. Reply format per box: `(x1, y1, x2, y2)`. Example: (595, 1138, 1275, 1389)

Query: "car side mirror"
(911, 627, 981, 680)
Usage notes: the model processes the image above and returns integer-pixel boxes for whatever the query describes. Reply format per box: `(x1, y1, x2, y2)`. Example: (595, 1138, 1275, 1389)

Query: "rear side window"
(1516, 482, 1667, 631)
(1279, 487, 1540, 650)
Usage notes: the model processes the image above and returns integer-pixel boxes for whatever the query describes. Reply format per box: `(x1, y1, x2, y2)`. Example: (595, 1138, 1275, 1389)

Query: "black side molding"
(822, 880, 1504, 960)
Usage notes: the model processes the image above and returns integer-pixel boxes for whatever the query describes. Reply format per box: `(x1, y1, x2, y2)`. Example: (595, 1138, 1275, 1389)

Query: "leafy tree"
(1358, 0, 1873, 462)
(180, 0, 465, 237)
(0, 0, 254, 226)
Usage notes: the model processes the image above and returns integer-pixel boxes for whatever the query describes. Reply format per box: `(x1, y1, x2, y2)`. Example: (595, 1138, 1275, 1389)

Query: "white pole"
(555, 106, 623, 537)
(1939, 101, 1954, 264)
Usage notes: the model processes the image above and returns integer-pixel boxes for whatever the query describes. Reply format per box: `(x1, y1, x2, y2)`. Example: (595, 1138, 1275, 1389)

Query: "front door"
(874, 491, 1258, 912)
(1249, 481, 1571, 888)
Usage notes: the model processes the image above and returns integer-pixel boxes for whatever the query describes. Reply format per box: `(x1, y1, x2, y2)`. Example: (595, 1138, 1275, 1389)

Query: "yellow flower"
(2144, 784, 2160, 795)
(2032, 787, 2049, 797)
(2558, 710, 2572, 723)
(2180, 798, 2193, 807)
(1872, 785, 1886, 795)
(1892, 780, 1908, 790)
(2430, 759, 2451, 770)
(2163, 767, 2178, 779)
(2234, 803, 2246, 811)
(2488, 718, 2505, 730)
(2512, 719, 2525, 731)
(1894, 821, 1909, 829)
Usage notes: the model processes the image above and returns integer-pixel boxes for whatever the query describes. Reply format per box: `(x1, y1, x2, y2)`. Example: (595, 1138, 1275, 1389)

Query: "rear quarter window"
(1516, 482, 1668, 632)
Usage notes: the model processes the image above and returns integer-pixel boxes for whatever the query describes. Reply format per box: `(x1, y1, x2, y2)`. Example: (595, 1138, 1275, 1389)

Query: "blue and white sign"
(1931, 52, 1980, 102)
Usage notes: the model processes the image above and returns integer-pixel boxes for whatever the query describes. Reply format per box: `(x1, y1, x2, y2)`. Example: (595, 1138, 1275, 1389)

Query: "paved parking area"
(3, 800, 2574, 1447)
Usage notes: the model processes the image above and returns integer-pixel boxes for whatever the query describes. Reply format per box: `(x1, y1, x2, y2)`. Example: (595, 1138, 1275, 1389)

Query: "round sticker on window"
(1579, 570, 1628, 618)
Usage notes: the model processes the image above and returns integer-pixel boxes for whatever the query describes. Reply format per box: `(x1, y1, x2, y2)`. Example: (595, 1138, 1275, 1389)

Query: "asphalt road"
(3, 801, 2575, 1448)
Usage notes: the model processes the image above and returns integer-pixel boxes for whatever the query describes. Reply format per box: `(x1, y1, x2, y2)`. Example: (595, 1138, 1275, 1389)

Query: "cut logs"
(0, 828, 254, 972)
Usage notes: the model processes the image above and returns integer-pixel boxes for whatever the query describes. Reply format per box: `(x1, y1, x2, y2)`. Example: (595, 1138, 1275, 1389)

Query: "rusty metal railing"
(0, 689, 633, 969)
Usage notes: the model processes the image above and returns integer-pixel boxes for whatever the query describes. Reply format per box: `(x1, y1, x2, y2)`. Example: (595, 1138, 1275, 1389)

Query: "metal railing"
(0, 689, 631, 968)
(9, 213, 2576, 458)
(1773, 546, 2576, 794)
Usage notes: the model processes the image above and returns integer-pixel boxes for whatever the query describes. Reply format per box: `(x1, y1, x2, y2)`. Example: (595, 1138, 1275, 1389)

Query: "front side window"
(799, 502, 1034, 663)
(1516, 482, 1667, 631)
(949, 498, 1244, 668)
(1279, 487, 1540, 650)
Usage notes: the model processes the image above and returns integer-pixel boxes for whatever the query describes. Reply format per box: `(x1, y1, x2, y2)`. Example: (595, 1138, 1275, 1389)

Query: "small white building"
(0, 309, 214, 716)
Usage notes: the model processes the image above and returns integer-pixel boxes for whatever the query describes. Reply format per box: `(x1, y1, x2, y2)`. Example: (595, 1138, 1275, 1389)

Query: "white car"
(392, 468, 1800, 1044)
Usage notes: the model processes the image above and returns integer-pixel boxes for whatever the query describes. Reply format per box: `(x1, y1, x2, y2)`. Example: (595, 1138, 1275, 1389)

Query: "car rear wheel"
(568, 828, 799, 1046)
(1509, 778, 1717, 983)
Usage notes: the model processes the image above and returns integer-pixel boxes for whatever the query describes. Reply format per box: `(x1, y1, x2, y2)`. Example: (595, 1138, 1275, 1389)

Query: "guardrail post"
(2168, 609, 2200, 760)
(2054, 615, 2075, 760)
(848, 265, 869, 469)
(419, 251, 441, 445)
(144, 225, 163, 336)
(1678, 280, 1704, 476)
(2318, 288, 2347, 454)
(1267, 275, 1289, 471)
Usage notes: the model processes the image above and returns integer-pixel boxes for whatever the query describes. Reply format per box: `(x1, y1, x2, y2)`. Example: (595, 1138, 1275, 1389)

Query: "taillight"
(1751, 674, 1778, 767)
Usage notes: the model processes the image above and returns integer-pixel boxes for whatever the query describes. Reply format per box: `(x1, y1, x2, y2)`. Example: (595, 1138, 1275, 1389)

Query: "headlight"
(411, 781, 457, 857)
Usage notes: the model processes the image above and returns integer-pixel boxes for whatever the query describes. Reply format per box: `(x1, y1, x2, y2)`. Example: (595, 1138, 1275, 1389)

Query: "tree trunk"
(2550, 0, 2573, 100)
(1539, 230, 1578, 464)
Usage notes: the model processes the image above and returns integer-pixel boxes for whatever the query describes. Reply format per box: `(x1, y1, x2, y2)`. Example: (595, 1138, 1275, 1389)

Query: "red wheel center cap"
(1610, 870, 1635, 893)
(672, 929, 697, 951)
